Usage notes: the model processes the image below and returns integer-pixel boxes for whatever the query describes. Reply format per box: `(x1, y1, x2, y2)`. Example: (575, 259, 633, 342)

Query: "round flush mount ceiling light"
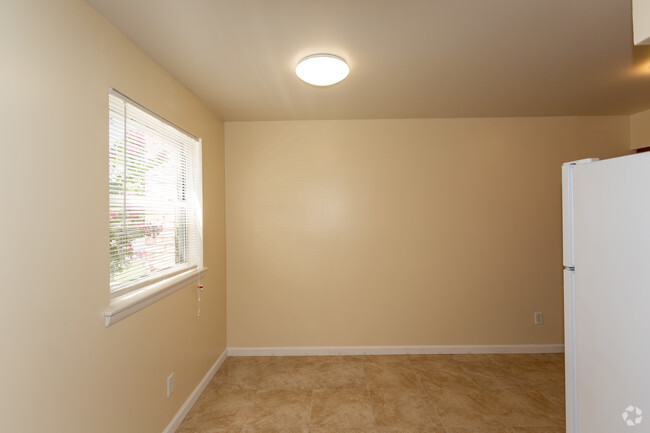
(296, 54, 350, 86)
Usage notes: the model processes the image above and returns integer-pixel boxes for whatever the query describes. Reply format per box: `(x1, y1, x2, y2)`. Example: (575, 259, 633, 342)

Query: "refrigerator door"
(562, 158, 598, 268)
(573, 152, 650, 433)
(564, 268, 577, 433)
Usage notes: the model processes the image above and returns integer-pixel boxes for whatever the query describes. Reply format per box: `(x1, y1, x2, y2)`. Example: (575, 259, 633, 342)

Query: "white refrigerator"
(562, 153, 650, 433)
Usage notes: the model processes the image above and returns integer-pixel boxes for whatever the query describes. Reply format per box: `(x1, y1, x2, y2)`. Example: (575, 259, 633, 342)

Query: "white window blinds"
(109, 89, 202, 294)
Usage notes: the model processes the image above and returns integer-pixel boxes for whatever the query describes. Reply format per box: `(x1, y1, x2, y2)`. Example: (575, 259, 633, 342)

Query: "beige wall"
(631, 108, 650, 149)
(225, 117, 631, 348)
(0, 1, 226, 433)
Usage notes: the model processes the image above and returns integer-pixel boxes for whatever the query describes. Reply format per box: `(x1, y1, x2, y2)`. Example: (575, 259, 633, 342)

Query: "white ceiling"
(86, 0, 650, 121)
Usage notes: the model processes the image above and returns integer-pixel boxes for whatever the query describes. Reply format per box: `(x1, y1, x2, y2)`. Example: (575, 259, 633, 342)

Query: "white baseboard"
(227, 344, 564, 357)
(162, 348, 227, 433)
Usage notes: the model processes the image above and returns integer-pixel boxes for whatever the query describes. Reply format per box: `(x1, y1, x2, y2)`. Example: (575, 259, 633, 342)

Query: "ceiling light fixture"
(296, 54, 349, 86)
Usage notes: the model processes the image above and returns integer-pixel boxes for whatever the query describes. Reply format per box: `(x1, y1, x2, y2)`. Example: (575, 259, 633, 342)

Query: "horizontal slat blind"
(109, 89, 201, 294)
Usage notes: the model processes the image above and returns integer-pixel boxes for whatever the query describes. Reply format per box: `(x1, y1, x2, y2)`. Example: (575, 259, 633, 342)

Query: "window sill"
(104, 267, 207, 327)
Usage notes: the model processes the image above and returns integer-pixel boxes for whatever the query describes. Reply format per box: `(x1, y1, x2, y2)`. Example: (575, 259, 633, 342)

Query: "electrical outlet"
(167, 373, 174, 397)
(534, 312, 544, 325)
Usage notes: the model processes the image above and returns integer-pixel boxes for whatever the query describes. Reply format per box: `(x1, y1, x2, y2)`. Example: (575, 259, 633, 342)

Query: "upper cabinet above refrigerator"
(633, 0, 650, 45)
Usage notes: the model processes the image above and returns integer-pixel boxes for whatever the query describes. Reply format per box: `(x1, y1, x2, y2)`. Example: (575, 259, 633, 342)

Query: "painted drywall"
(631, 108, 650, 149)
(0, 1, 225, 433)
(226, 117, 631, 348)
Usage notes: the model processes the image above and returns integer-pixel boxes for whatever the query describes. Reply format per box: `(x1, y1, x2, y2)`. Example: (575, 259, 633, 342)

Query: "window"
(108, 89, 202, 295)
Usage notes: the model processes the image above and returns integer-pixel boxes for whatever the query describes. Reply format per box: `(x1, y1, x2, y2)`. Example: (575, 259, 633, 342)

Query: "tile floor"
(177, 354, 566, 433)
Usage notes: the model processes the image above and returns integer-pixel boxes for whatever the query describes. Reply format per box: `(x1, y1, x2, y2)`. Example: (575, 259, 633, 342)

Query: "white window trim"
(105, 87, 205, 326)
(104, 267, 207, 327)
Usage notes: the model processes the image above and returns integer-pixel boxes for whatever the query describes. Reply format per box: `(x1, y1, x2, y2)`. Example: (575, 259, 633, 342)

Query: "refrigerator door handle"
(562, 158, 598, 269)
(564, 268, 577, 433)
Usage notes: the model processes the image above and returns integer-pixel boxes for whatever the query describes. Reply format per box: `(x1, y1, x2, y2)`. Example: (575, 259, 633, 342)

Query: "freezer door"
(564, 269, 577, 433)
(573, 152, 650, 433)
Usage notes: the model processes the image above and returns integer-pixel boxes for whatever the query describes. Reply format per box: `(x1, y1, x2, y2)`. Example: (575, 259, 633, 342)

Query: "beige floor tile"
(491, 354, 558, 365)
(182, 389, 255, 428)
(529, 354, 564, 364)
(369, 388, 441, 426)
(511, 428, 564, 433)
(519, 366, 564, 389)
(376, 428, 446, 433)
(243, 428, 309, 433)
(496, 358, 564, 389)
(444, 428, 514, 433)
(258, 362, 315, 390)
(538, 387, 565, 409)
(408, 355, 457, 363)
(310, 428, 378, 433)
(458, 362, 529, 390)
(311, 389, 376, 427)
(245, 389, 312, 428)
(268, 356, 319, 366)
(313, 360, 367, 389)
(450, 355, 508, 365)
(485, 389, 565, 426)
(426, 389, 503, 427)
(177, 427, 243, 433)
(411, 360, 478, 390)
(365, 361, 421, 389)
(179, 355, 567, 432)
(210, 358, 263, 390)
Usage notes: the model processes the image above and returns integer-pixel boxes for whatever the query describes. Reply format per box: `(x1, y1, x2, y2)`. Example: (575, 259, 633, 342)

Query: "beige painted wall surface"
(226, 117, 630, 348)
(0, 1, 226, 432)
(631, 108, 650, 149)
